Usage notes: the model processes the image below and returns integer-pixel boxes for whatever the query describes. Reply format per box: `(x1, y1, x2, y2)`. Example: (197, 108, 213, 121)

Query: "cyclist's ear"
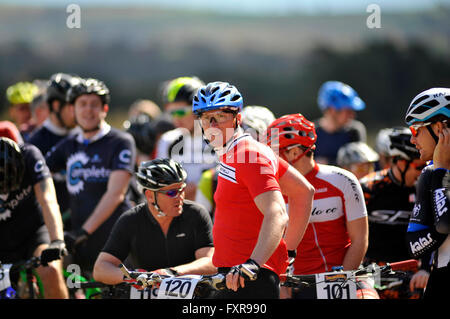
(103, 104, 109, 113)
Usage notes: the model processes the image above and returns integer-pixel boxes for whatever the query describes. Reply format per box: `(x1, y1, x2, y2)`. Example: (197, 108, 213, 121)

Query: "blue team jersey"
(314, 119, 366, 165)
(45, 124, 136, 230)
(0, 143, 50, 252)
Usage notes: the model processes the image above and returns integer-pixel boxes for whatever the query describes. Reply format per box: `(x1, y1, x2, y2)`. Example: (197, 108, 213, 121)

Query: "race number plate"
(157, 275, 201, 299)
(0, 264, 12, 292)
(129, 286, 159, 299)
(315, 271, 357, 299)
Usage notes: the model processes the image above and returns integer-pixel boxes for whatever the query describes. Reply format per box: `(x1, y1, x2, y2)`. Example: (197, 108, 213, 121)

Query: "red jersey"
(213, 134, 289, 276)
(293, 163, 367, 274)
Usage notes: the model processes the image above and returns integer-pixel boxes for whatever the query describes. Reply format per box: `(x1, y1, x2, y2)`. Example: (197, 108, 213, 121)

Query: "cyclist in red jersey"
(192, 82, 314, 299)
(266, 113, 368, 299)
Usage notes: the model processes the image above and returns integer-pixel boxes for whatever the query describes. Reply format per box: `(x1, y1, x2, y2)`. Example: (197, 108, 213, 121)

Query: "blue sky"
(1, 0, 448, 15)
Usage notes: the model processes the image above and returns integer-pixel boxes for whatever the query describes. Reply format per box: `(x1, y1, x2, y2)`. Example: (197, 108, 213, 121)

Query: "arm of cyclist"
(168, 247, 216, 275)
(34, 177, 65, 242)
(226, 190, 289, 292)
(342, 216, 368, 271)
(93, 252, 125, 285)
(82, 170, 131, 235)
(278, 165, 315, 251)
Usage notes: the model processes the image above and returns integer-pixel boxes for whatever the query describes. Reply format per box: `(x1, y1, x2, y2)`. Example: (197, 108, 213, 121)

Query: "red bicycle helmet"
(267, 113, 317, 150)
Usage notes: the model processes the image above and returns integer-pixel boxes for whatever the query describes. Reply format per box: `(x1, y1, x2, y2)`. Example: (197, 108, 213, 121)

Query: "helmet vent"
(411, 95, 429, 106)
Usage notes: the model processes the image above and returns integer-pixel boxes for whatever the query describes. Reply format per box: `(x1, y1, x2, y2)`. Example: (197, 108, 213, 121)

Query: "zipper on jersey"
(311, 223, 328, 271)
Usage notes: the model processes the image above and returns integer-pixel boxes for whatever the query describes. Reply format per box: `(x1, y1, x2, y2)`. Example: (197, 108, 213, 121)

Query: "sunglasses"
(409, 122, 432, 137)
(169, 108, 192, 118)
(157, 184, 186, 198)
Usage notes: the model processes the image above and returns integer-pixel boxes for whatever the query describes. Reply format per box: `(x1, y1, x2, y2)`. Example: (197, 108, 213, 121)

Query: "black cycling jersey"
(28, 120, 72, 215)
(0, 144, 50, 256)
(45, 125, 136, 270)
(313, 119, 366, 165)
(360, 168, 417, 262)
(102, 200, 213, 271)
(406, 165, 448, 259)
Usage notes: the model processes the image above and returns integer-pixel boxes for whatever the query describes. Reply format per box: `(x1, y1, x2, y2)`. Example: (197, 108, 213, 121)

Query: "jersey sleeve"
(235, 149, 282, 199)
(111, 134, 136, 174)
(340, 169, 368, 221)
(22, 144, 51, 185)
(406, 166, 447, 258)
(431, 168, 450, 234)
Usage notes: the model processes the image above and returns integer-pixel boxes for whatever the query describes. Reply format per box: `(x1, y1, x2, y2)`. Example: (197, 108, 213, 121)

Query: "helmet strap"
(285, 145, 314, 165)
(151, 192, 166, 218)
(426, 124, 439, 144)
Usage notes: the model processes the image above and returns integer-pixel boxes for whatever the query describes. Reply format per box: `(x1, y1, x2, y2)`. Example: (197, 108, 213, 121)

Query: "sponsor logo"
(0, 186, 32, 222)
(91, 154, 102, 163)
(434, 188, 448, 217)
(410, 233, 433, 255)
(324, 274, 347, 282)
(311, 206, 338, 216)
(34, 160, 44, 173)
(67, 152, 111, 194)
(412, 203, 421, 218)
(119, 149, 131, 164)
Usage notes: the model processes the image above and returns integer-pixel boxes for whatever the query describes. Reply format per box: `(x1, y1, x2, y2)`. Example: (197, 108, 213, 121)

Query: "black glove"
(40, 240, 68, 266)
(229, 259, 260, 281)
(286, 250, 297, 276)
(64, 228, 90, 255)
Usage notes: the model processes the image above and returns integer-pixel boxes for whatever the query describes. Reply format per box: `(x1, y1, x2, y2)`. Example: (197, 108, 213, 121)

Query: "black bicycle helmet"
(66, 78, 110, 105)
(125, 114, 157, 155)
(46, 73, 81, 106)
(125, 114, 175, 155)
(388, 127, 420, 161)
(136, 158, 187, 191)
(0, 137, 25, 194)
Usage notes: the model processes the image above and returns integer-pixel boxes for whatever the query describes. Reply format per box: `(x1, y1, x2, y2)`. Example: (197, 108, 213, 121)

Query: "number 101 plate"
(315, 272, 357, 299)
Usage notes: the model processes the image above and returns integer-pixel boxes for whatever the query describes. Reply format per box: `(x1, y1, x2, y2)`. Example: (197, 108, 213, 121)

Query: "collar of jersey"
(43, 118, 70, 136)
(75, 121, 111, 145)
(225, 131, 251, 154)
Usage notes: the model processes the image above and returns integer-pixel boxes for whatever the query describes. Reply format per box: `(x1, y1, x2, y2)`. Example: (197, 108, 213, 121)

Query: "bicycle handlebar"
(280, 259, 419, 287)
(119, 264, 226, 291)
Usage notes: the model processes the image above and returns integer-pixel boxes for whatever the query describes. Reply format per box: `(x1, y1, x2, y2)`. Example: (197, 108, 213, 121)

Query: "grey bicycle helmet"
(241, 105, 276, 136)
(0, 137, 25, 194)
(136, 158, 187, 191)
(336, 141, 379, 168)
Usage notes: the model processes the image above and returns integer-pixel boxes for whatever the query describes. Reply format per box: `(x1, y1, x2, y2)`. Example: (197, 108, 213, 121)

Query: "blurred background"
(1, 0, 449, 144)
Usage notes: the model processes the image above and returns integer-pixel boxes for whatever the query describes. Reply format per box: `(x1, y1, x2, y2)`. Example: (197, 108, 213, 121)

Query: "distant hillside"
(1, 5, 449, 56)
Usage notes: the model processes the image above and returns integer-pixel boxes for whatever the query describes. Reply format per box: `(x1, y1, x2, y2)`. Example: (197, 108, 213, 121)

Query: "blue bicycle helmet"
(317, 81, 365, 112)
(192, 81, 243, 115)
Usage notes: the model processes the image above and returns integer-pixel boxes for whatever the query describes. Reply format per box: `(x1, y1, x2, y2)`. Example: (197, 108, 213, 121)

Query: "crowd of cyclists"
(0, 73, 448, 300)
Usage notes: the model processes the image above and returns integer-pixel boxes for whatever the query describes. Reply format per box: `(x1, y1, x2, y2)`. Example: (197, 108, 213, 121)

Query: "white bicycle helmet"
(241, 105, 276, 136)
(405, 87, 450, 125)
(375, 128, 393, 156)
